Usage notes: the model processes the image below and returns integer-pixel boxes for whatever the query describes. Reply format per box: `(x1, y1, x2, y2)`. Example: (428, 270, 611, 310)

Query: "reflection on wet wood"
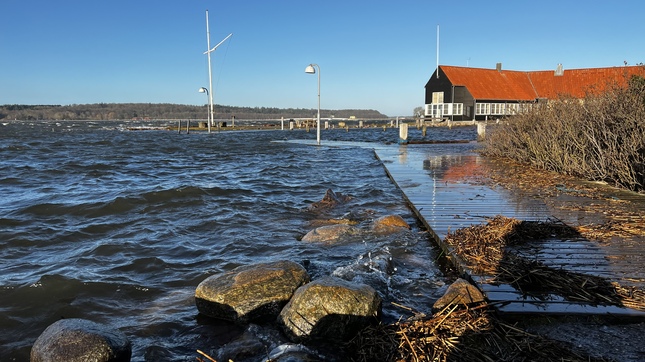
(375, 144, 645, 318)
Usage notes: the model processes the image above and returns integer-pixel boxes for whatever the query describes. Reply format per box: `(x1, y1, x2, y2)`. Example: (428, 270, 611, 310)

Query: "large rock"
(301, 224, 360, 244)
(370, 214, 410, 234)
(278, 276, 381, 342)
(30, 318, 131, 362)
(432, 278, 485, 312)
(195, 260, 310, 324)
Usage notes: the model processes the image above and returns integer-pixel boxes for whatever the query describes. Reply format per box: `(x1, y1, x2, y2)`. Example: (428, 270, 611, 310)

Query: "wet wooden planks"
(374, 144, 645, 318)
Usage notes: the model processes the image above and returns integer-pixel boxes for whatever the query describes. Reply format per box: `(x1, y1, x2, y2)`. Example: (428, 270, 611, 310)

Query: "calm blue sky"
(1, 1, 644, 117)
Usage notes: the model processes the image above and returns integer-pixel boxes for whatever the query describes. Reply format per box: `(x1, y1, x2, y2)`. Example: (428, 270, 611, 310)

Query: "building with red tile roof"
(424, 64, 645, 121)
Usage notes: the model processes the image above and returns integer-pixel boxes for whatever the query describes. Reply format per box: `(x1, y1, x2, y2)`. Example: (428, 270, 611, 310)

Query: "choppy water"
(0, 120, 477, 361)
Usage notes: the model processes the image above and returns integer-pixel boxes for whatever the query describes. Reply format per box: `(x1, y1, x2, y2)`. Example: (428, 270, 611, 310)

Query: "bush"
(481, 75, 645, 193)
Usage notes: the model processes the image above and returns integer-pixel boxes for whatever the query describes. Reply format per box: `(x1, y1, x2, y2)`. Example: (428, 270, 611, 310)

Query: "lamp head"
(305, 64, 316, 74)
(199, 87, 208, 93)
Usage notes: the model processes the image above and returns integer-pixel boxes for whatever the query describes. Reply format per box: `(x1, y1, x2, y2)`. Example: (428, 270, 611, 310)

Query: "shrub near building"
(482, 75, 645, 193)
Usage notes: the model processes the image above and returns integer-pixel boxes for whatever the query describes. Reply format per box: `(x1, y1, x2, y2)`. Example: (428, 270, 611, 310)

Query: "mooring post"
(186, 120, 190, 134)
(477, 121, 486, 141)
(399, 123, 408, 144)
(178, 120, 181, 134)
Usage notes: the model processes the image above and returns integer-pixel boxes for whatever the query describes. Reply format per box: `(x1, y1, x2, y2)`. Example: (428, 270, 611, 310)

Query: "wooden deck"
(374, 142, 645, 318)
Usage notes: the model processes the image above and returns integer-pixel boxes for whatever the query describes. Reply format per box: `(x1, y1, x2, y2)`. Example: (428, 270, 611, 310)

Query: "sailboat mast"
(436, 24, 439, 79)
(206, 10, 214, 132)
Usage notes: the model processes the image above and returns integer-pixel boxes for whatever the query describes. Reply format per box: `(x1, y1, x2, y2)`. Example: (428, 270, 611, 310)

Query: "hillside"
(0, 103, 389, 121)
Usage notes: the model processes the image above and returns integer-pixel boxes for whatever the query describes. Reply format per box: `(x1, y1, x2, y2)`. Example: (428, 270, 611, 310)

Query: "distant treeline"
(0, 103, 389, 121)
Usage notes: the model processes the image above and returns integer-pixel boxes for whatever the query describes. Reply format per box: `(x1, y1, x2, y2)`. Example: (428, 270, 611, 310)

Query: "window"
(432, 92, 444, 104)
(475, 103, 490, 115)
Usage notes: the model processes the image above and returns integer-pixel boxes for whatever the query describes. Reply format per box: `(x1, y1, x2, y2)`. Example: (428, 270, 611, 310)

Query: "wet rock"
(268, 343, 327, 361)
(432, 278, 485, 312)
(370, 214, 410, 234)
(195, 260, 310, 324)
(308, 189, 352, 211)
(301, 224, 360, 243)
(308, 211, 362, 227)
(212, 326, 267, 362)
(213, 323, 290, 362)
(30, 318, 131, 362)
(278, 276, 381, 342)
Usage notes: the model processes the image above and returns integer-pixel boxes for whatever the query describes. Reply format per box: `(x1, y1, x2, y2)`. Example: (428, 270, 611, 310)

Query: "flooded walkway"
(374, 142, 645, 318)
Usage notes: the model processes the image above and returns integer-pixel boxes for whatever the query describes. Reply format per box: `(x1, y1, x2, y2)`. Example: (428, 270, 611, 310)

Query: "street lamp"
(198, 87, 210, 133)
(305, 63, 320, 145)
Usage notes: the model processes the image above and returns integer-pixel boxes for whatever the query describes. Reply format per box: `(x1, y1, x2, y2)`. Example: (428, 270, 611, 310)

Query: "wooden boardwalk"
(374, 142, 645, 318)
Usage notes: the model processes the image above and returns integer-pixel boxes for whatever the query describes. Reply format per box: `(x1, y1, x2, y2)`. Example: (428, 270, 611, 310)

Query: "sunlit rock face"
(301, 224, 361, 244)
(370, 214, 410, 234)
(278, 276, 382, 342)
(195, 260, 310, 324)
(432, 278, 485, 313)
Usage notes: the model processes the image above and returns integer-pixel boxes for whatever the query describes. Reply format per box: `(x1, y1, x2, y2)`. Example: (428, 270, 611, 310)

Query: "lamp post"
(305, 63, 320, 145)
(198, 87, 210, 132)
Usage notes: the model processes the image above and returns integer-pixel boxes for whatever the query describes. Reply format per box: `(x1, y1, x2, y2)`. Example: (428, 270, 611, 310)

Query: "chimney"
(496, 62, 502, 72)
(555, 63, 564, 76)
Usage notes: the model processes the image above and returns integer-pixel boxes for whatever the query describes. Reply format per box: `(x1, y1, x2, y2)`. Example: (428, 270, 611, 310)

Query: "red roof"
(439, 65, 645, 101)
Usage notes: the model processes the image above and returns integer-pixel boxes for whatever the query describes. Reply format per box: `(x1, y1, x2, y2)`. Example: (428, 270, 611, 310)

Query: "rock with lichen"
(278, 276, 381, 342)
(195, 260, 310, 324)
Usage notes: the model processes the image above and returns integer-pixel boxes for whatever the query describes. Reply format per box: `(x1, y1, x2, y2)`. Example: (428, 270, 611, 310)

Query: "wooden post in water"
(422, 124, 427, 137)
(178, 120, 181, 134)
(477, 121, 486, 141)
(186, 120, 190, 134)
(399, 123, 408, 143)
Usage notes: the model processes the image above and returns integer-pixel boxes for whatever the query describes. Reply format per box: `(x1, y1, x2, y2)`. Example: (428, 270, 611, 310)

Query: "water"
(0, 120, 477, 361)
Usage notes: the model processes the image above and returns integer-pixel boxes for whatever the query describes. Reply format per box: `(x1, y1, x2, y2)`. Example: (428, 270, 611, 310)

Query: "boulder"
(195, 260, 310, 324)
(30, 318, 131, 362)
(307, 189, 352, 211)
(432, 278, 486, 312)
(370, 214, 410, 234)
(278, 276, 381, 342)
(301, 224, 360, 244)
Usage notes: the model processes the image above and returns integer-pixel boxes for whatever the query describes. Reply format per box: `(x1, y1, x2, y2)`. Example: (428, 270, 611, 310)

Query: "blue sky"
(1, 1, 644, 117)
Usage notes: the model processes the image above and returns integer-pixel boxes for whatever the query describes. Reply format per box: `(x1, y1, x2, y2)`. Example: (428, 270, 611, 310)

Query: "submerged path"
(374, 142, 645, 318)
